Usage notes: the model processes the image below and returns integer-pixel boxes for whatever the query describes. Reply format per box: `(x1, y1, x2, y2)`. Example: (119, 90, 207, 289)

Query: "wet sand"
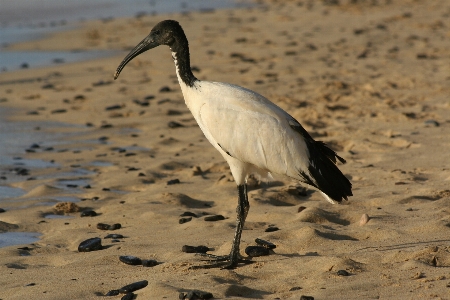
(1, 1, 450, 299)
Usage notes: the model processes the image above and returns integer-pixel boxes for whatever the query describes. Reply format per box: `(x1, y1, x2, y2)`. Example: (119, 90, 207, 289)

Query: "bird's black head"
(114, 20, 186, 79)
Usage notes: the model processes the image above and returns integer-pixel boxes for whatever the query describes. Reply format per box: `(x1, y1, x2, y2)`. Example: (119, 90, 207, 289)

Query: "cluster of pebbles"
(76, 213, 280, 298)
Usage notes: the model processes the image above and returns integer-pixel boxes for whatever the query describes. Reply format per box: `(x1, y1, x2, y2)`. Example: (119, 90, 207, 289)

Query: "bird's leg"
(226, 184, 250, 267)
(192, 184, 252, 269)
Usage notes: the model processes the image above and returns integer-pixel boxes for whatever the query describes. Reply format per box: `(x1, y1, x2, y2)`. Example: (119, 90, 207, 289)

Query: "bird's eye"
(153, 30, 161, 35)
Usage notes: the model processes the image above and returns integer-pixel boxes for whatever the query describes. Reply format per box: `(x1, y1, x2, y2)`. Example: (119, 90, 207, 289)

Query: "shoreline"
(0, 1, 450, 299)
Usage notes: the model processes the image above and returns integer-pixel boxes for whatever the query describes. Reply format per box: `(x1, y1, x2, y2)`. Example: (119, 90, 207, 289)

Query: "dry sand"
(1, 0, 450, 299)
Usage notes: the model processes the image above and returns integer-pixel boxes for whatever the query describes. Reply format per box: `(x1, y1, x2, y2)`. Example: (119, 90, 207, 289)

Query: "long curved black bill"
(114, 34, 159, 80)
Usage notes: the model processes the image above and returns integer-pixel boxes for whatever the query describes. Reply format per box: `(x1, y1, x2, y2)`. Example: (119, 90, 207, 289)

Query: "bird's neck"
(170, 38, 197, 88)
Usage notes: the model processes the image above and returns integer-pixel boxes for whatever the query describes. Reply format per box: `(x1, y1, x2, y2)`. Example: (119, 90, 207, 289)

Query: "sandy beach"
(1, 0, 450, 299)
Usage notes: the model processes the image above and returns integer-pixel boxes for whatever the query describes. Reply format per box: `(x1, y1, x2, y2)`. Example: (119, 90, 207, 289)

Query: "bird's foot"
(189, 253, 253, 270)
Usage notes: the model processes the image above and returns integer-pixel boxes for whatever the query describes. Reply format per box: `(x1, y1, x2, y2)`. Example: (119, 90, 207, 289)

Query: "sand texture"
(1, 0, 450, 299)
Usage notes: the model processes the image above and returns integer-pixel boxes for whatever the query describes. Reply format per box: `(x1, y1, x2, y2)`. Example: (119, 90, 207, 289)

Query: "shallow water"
(0, 232, 42, 248)
(0, 0, 251, 72)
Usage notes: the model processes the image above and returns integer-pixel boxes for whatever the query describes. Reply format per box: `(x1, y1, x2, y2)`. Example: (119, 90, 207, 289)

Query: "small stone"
(51, 109, 67, 114)
(105, 290, 120, 296)
(97, 223, 111, 230)
(159, 86, 172, 93)
(180, 211, 197, 218)
(118, 280, 148, 293)
(104, 234, 124, 239)
(119, 255, 142, 265)
(411, 272, 425, 280)
(168, 121, 184, 128)
(142, 259, 158, 267)
(182, 245, 209, 254)
(80, 210, 97, 217)
(289, 286, 302, 291)
(121, 293, 134, 300)
(105, 104, 123, 111)
(179, 217, 192, 224)
(297, 206, 307, 213)
(337, 270, 350, 276)
(41, 83, 54, 89)
(0, 208, 6, 213)
(424, 119, 440, 127)
(300, 296, 314, 300)
(110, 223, 121, 230)
(204, 215, 225, 221)
(185, 290, 213, 299)
(265, 226, 279, 232)
(359, 213, 370, 226)
(78, 237, 102, 252)
(245, 246, 270, 257)
(167, 179, 181, 185)
(255, 238, 276, 249)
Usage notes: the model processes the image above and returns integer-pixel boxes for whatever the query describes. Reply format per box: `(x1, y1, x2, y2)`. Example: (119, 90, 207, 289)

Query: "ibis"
(114, 20, 352, 269)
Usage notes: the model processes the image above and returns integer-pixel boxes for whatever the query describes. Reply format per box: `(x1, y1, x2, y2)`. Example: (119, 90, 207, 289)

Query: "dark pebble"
(118, 280, 148, 293)
(245, 246, 270, 257)
(337, 269, 350, 276)
(184, 290, 213, 300)
(133, 99, 149, 106)
(84, 184, 91, 189)
(104, 234, 124, 239)
(21, 63, 29, 69)
(110, 223, 121, 230)
(179, 217, 192, 224)
(167, 179, 181, 185)
(182, 245, 209, 254)
(124, 153, 136, 157)
(204, 215, 225, 221)
(14, 167, 29, 176)
(167, 109, 182, 115)
(265, 226, 279, 232)
(105, 290, 120, 296)
(100, 124, 113, 129)
(424, 119, 440, 127)
(92, 80, 112, 87)
(300, 296, 314, 300)
(180, 211, 197, 218)
(97, 223, 111, 230)
(78, 237, 102, 252)
(41, 83, 54, 89)
(121, 293, 134, 300)
(0, 208, 6, 213)
(144, 95, 155, 100)
(142, 259, 158, 267)
(289, 286, 302, 291)
(97, 223, 121, 230)
(119, 255, 142, 265)
(80, 210, 97, 217)
(159, 86, 172, 93)
(53, 58, 64, 64)
(105, 104, 123, 111)
(51, 109, 67, 114)
(25, 283, 36, 286)
(298, 206, 307, 213)
(98, 136, 109, 141)
(255, 238, 276, 249)
(168, 121, 184, 128)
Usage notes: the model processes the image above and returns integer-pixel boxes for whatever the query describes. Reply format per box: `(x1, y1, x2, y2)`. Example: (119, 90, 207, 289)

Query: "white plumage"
(115, 20, 352, 268)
